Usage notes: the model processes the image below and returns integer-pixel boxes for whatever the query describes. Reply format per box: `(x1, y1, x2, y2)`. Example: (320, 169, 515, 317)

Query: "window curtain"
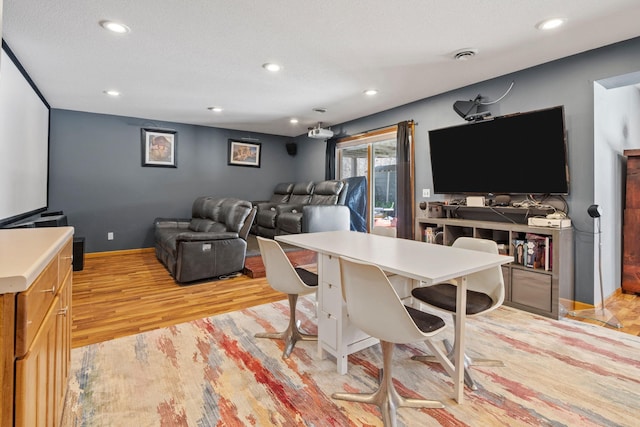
(325, 138, 337, 180)
(396, 121, 413, 239)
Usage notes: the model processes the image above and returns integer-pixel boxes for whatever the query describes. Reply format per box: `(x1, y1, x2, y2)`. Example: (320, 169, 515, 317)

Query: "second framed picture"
(228, 139, 261, 168)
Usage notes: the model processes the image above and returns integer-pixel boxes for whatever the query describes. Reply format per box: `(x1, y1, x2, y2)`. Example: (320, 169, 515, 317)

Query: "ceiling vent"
(453, 49, 478, 61)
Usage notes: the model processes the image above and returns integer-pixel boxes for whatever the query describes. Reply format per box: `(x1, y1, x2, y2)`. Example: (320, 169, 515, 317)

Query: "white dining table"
(276, 230, 512, 404)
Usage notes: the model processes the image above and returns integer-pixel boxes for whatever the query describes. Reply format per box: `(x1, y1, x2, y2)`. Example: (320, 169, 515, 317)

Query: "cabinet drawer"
(16, 256, 59, 357)
(321, 254, 341, 288)
(58, 238, 73, 288)
(320, 280, 342, 316)
(511, 269, 552, 312)
(15, 293, 60, 427)
(318, 311, 337, 351)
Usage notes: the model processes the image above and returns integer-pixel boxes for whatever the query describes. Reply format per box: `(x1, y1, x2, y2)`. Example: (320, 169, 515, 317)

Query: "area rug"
(61, 297, 640, 427)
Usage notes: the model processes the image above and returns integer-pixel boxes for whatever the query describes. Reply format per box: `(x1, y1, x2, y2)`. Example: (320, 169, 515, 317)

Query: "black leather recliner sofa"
(253, 180, 350, 238)
(154, 197, 256, 284)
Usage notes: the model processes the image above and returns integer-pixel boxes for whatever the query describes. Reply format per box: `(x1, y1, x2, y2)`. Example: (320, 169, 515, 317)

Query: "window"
(337, 128, 398, 232)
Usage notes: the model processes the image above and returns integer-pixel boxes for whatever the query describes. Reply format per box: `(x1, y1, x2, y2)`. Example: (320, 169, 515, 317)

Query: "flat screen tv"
(428, 106, 569, 195)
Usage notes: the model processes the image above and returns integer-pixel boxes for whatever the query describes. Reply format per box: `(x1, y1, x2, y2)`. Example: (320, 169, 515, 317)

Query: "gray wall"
(594, 79, 640, 304)
(49, 110, 297, 252)
(292, 37, 640, 304)
(48, 37, 640, 303)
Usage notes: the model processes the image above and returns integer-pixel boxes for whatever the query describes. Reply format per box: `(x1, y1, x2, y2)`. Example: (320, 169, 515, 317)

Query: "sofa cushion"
(269, 182, 294, 203)
(277, 211, 303, 234)
(256, 209, 278, 228)
(188, 219, 228, 232)
(188, 218, 215, 232)
(217, 198, 253, 232)
(288, 181, 314, 204)
(190, 197, 252, 233)
(310, 180, 344, 205)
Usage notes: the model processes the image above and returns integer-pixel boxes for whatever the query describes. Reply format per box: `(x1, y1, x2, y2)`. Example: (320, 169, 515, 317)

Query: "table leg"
(454, 276, 468, 404)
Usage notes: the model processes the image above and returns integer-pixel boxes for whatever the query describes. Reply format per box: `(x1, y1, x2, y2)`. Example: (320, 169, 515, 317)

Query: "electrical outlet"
(422, 188, 431, 198)
(107, 232, 114, 240)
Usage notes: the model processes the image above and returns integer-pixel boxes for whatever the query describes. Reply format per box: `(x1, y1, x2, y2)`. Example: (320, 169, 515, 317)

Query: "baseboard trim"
(86, 247, 155, 259)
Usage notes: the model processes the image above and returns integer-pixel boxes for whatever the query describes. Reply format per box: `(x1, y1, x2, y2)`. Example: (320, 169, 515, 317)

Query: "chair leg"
(332, 340, 443, 427)
(412, 316, 503, 390)
(254, 293, 317, 358)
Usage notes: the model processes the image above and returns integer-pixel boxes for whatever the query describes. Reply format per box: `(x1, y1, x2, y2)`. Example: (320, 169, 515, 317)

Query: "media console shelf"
(443, 205, 555, 224)
(416, 217, 574, 319)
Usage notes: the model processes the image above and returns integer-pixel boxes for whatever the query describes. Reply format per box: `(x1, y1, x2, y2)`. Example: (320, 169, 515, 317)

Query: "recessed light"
(290, 118, 299, 124)
(262, 63, 282, 72)
(364, 89, 378, 96)
(103, 90, 120, 97)
(207, 106, 223, 112)
(99, 20, 130, 34)
(536, 18, 566, 31)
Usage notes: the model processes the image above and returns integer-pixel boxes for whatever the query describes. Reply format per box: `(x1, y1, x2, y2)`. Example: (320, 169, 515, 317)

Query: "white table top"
(0, 227, 74, 294)
(277, 230, 513, 284)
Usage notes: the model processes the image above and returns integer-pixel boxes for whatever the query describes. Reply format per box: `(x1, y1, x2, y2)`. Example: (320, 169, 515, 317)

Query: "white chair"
(254, 237, 318, 358)
(370, 226, 411, 302)
(411, 237, 505, 390)
(332, 256, 447, 426)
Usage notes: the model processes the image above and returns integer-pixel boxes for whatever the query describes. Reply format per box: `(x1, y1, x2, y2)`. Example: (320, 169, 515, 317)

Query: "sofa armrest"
(174, 231, 240, 242)
(302, 205, 351, 233)
(256, 202, 280, 212)
(154, 218, 191, 229)
(276, 203, 305, 215)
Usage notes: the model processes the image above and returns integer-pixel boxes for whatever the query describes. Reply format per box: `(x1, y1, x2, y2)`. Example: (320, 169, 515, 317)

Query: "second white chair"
(411, 236, 505, 390)
(332, 256, 447, 426)
(254, 236, 318, 358)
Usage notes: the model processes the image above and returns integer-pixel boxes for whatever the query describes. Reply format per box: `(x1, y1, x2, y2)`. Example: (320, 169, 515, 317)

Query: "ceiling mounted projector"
(308, 123, 334, 139)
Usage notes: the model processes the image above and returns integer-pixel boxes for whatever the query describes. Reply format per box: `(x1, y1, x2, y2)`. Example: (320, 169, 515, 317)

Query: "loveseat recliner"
(154, 197, 255, 284)
(254, 181, 313, 238)
(254, 180, 350, 238)
(276, 180, 347, 235)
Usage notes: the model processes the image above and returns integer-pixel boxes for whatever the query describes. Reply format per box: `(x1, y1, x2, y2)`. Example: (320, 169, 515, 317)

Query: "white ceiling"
(3, 0, 640, 137)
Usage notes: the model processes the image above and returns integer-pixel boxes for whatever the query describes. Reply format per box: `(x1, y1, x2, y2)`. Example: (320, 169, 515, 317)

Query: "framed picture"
(141, 128, 177, 168)
(228, 139, 261, 168)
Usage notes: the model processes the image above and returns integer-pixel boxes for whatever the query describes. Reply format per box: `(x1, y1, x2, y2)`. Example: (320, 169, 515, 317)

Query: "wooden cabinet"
(0, 229, 73, 427)
(15, 239, 72, 427)
(416, 217, 574, 319)
(623, 149, 640, 294)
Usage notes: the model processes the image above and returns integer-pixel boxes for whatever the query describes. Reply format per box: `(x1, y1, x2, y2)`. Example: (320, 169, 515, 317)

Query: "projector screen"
(0, 42, 50, 226)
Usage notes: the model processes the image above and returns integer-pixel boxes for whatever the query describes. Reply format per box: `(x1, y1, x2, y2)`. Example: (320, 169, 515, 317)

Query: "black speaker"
(73, 237, 85, 271)
(587, 204, 602, 218)
(286, 142, 297, 156)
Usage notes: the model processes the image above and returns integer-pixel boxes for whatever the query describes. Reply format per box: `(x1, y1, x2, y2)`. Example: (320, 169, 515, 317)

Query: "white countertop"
(0, 227, 74, 294)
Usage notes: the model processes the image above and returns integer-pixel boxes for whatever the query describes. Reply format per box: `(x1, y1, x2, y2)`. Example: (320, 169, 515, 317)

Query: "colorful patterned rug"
(61, 297, 640, 426)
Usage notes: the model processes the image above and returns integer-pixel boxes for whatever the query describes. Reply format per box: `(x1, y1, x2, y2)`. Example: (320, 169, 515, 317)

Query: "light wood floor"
(71, 249, 283, 348)
(71, 249, 640, 348)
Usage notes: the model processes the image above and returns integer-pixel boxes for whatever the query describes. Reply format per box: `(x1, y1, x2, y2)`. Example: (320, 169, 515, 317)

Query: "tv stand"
(443, 205, 554, 224)
(416, 216, 574, 319)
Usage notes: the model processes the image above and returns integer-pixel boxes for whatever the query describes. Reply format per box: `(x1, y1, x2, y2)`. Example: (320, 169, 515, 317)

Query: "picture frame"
(228, 139, 261, 168)
(141, 128, 177, 168)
